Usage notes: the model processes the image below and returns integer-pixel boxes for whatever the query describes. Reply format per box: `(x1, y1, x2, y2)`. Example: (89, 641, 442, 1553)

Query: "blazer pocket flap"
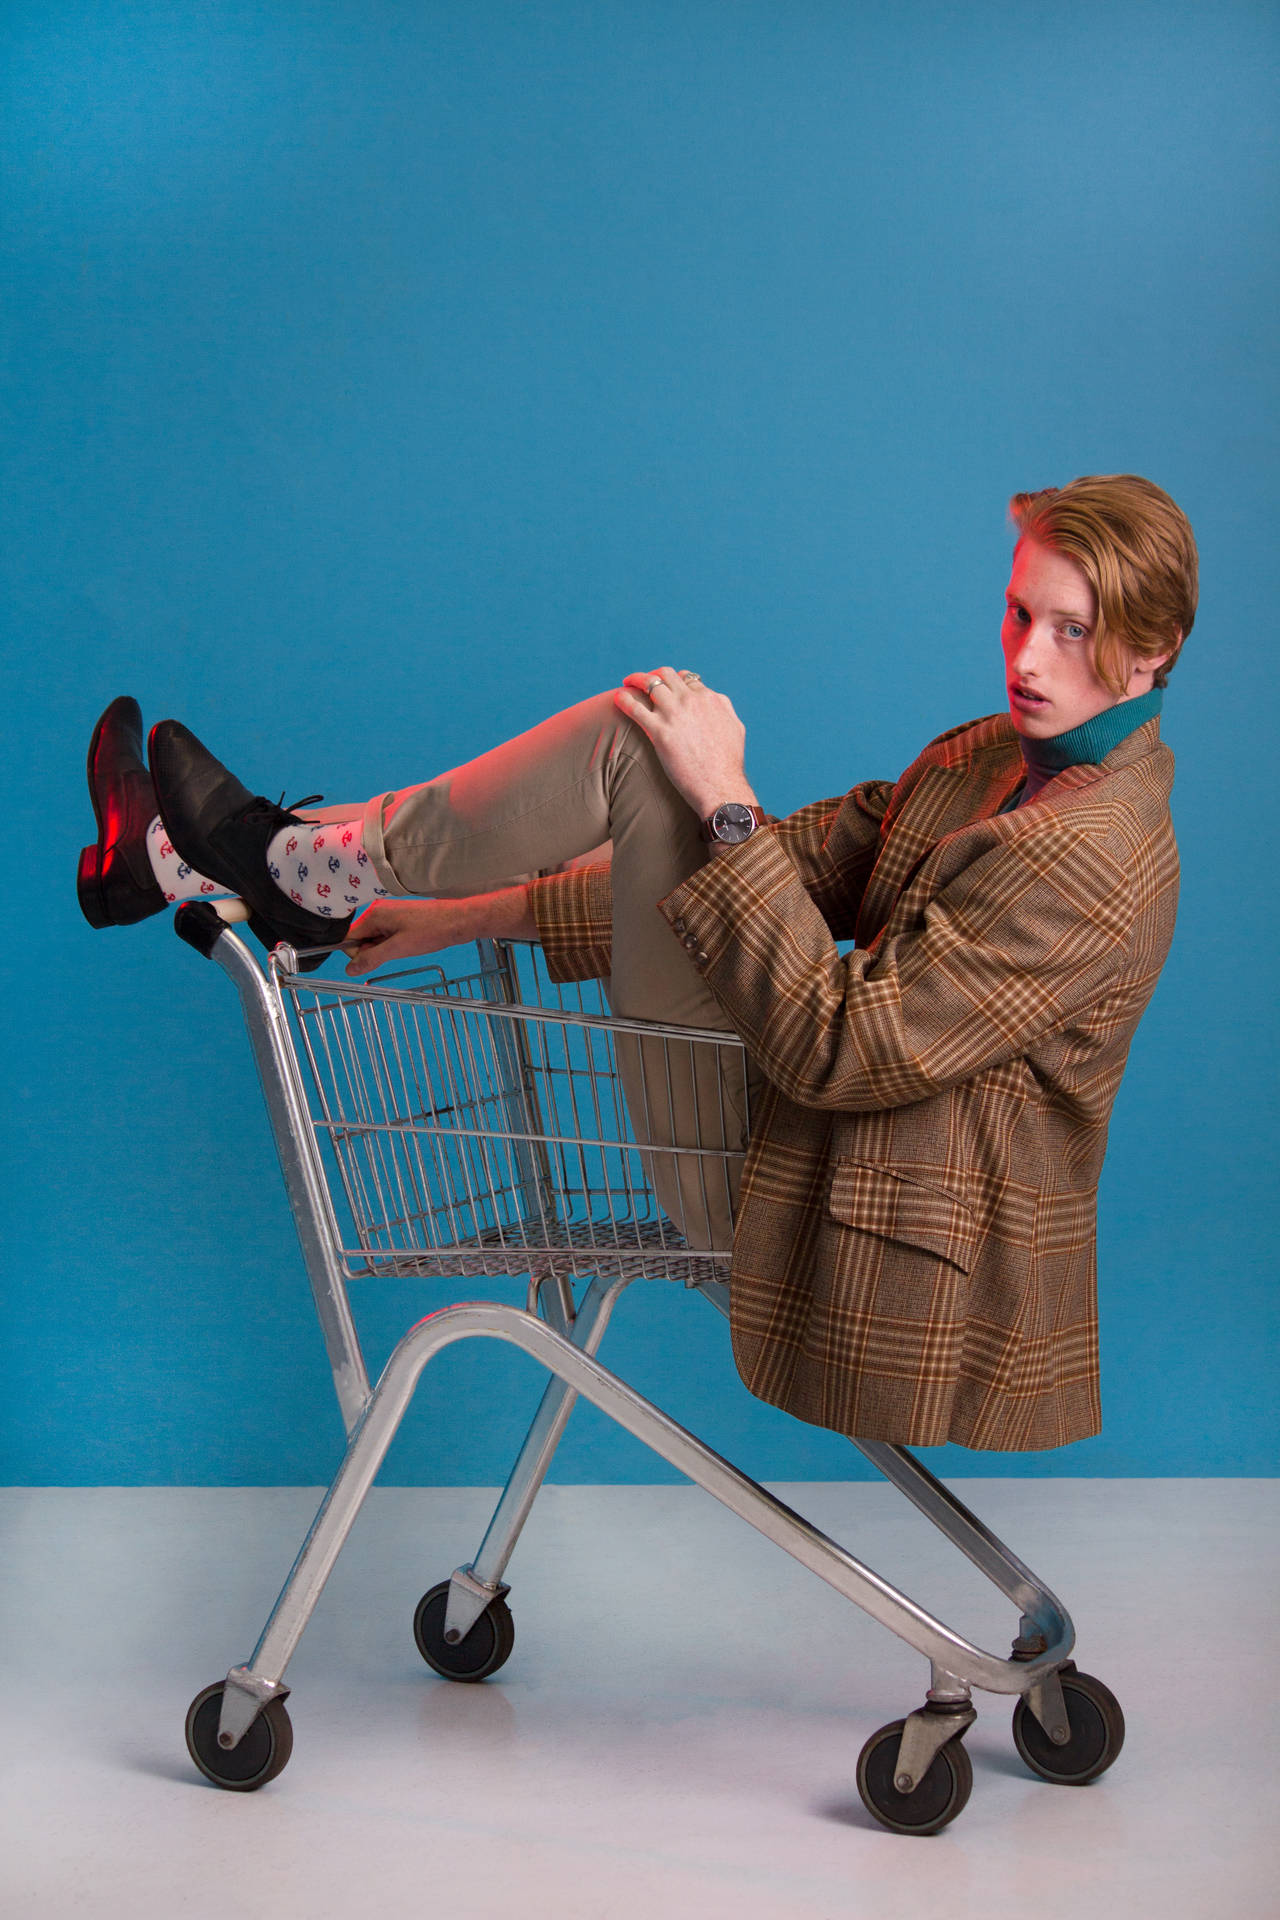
(827, 1160, 979, 1273)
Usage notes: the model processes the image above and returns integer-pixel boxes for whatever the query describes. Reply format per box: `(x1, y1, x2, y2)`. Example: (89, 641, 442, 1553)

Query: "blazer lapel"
(855, 746, 1024, 945)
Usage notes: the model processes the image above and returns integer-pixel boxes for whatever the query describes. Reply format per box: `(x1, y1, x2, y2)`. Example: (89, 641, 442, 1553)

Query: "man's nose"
(1012, 624, 1047, 676)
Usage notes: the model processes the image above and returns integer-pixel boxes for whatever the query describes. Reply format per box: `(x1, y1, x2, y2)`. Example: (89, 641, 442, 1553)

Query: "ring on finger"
(678, 669, 703, 684)
(646, 676, 666, 696)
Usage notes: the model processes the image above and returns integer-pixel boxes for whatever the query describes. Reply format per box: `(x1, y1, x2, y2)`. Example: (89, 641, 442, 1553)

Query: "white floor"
(1, 1480, 1275, 1919)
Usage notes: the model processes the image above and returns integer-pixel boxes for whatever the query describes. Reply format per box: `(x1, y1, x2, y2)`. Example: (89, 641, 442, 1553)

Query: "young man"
(78, 474, 1196, 1454)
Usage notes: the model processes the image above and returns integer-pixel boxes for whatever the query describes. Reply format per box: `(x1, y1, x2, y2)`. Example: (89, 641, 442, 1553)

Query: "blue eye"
(1064, 623, 1087, 641)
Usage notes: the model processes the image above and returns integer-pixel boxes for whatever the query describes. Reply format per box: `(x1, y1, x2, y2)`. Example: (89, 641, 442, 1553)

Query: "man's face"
(1001, 538, 1146, 739)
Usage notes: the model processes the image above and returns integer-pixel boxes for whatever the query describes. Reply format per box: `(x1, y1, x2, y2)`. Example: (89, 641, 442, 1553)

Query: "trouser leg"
(354, 691, 754, 1249)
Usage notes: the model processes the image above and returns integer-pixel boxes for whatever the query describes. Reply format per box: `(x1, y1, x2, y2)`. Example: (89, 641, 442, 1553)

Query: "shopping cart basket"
(174, 901, 1125, 1836)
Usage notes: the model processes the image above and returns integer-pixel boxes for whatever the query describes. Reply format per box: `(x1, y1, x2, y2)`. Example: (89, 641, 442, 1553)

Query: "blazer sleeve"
(658, 815, 1138, 1111)
(529, 863, 614, 982)
(762, 781, 896, 940)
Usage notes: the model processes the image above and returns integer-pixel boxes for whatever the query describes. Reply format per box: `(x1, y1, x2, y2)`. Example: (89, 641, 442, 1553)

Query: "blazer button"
(695, 950, 708, 966)
(673, 917, 687, 935)
(682, 933, 700, 951)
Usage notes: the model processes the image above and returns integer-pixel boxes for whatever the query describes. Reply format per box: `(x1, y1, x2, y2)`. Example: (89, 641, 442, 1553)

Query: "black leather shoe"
(77, 696, 167, 928)
(148, 719, 354, 960)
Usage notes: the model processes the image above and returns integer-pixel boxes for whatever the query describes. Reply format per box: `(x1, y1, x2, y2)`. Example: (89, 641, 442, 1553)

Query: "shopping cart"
(174, 901, 1125, 1836)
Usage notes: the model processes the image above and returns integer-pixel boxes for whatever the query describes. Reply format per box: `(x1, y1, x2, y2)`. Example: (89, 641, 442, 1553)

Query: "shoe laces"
(238, 791, 326, 824)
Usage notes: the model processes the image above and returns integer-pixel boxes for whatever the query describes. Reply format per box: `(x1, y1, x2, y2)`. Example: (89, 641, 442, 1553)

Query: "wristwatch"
(700, 801, 766, 846)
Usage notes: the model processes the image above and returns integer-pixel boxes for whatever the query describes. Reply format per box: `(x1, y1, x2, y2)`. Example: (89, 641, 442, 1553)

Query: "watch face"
(713, 803, 756, 844)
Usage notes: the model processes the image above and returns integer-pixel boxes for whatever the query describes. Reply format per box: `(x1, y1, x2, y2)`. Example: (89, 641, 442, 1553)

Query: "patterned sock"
(145, 816, 231, 903)
(265, 817, 389, 920)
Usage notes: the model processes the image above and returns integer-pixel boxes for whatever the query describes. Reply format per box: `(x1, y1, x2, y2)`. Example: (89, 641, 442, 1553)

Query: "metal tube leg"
(234, 1395, 410, 1697)
(215, 1387, 402, 1747)
(699, 1278, 1074, 1684)
(853, 1439, 1073, 1649)
(445, 1278, 631, 1640)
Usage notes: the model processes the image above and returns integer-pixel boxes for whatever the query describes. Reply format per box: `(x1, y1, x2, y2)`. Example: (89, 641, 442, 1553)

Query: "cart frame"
(174, 901, 1121, 1830)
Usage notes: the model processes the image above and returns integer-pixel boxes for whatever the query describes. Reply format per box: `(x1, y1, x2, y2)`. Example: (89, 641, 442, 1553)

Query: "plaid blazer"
(531, 713, 1178, 1451)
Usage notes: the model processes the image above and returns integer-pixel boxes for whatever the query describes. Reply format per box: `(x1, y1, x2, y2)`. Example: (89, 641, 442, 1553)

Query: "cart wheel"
(1012, 1668, 1125, 1785)
(184, 1682, 293, 1791)
(856, 1719, 973, 1836)
(413, 1580, 515, 1682)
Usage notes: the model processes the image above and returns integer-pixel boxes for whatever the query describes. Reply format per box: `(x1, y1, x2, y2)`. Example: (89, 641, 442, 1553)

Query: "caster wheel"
(184, 1682, 293, 1791)
(1012, 1666, 1125, 1785)
(413, 1580, 515, 1682)
(856, 1719, 973, 1836)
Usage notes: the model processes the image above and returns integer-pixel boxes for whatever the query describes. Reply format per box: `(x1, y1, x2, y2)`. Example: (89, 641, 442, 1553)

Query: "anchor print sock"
(264, 817, 389, 920)
(145, 816, 230, 903)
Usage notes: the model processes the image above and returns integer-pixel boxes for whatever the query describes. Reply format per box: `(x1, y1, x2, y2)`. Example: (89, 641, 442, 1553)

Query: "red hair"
(1009, 475, 1198, 694)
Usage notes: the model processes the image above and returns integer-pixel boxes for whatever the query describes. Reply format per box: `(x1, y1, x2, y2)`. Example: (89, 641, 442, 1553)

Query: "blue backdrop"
(3, 1, 1276, 1485)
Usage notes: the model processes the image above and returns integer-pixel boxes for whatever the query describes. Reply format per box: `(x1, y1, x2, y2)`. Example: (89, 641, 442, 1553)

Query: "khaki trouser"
(313, 692, 754, 1250)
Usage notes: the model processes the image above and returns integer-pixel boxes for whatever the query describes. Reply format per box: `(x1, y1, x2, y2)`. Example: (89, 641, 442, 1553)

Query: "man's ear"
(1126, 644, 1174, 693)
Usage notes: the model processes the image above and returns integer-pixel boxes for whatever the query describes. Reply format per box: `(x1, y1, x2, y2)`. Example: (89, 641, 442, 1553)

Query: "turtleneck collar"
(1012, 687, 1163, 806)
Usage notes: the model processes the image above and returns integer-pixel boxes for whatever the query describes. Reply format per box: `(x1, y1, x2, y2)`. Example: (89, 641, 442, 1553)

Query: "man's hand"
(614, 668, 758, 821)
(342, 888, 536, 977)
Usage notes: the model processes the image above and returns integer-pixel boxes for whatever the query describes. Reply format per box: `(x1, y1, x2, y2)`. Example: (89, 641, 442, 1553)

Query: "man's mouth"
(1010, 684, 1049, 708)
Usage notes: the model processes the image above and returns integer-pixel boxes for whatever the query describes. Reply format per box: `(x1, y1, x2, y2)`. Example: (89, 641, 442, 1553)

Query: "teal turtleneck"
(1002, 687, 1163, 811)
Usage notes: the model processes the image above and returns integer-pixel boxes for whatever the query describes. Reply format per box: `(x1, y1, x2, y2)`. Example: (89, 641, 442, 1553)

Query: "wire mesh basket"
(273, 941, 748, 1286)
